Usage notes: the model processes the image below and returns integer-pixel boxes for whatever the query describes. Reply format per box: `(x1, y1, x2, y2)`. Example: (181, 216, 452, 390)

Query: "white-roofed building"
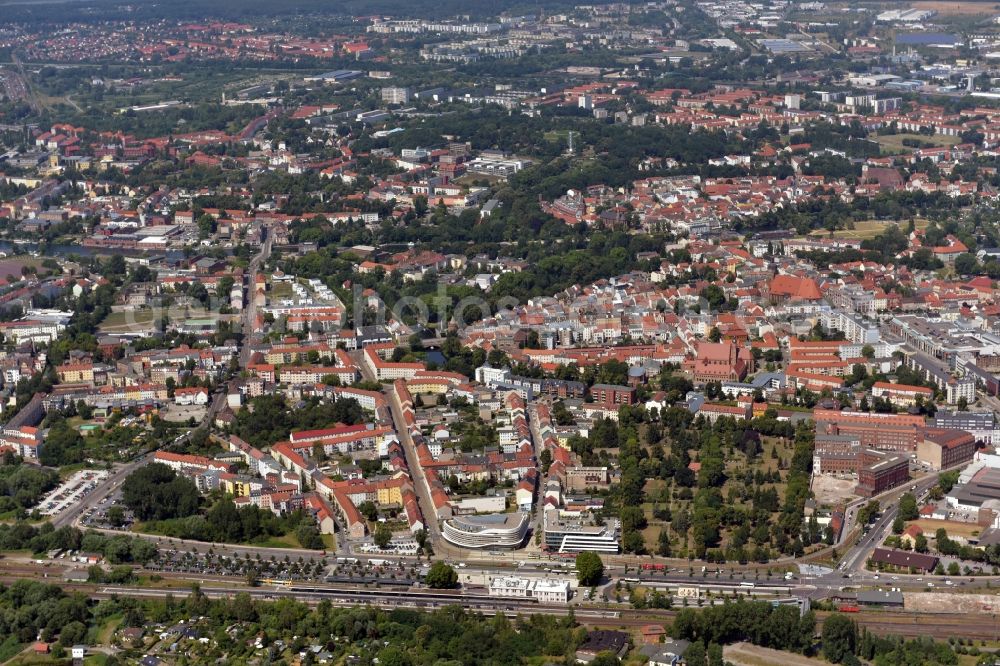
(488, 576, 571, 603)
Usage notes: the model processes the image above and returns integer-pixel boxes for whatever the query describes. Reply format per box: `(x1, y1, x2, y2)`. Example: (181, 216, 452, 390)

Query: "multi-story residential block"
(380, 86, 412, 105)
(871, 381, 933, 407)
(589, 383, 635, 405)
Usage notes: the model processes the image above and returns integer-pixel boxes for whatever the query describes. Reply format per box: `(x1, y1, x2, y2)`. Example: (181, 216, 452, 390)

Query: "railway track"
(2, 570, 996, 642)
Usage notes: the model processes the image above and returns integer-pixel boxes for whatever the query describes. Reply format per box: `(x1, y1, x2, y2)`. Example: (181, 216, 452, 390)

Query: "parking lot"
(37, 469, 109, 516)
(146, 547, 331, 582)
(357, 540, 419, 556)
(80, 489, 136, 531)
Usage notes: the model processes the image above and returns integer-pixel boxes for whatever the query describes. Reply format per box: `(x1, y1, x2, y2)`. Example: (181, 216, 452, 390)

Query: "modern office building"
(442, 512, 529, 549)
(543, 510, 619, 553)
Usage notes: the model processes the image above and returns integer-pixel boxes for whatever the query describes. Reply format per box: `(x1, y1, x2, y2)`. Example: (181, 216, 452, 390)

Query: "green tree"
(378, 646, 412, 666)
(589, 654, 621, 666)
(685, 641, 707, 666)
(954, 253, 979, 276)
(106, 505, 126, 527)
(425, 561, 458, 589)
(120, 463, 200, 521)
(76, 400, 93, 420)
(657, 529, 672, 557)
(892, 516, 904, 534)
(707, 643, 724, 666)
(821, 613, 858, 663)
(358, 500, 378, 521)
(414, 528, 428, 551)
(576, 551, 604, 586)
(898, 492, 918, 521)
(373, 522, 392, 549)
(295, 524, 324, 550)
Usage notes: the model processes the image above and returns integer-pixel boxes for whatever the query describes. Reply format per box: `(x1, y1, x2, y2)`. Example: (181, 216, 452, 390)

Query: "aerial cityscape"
(4, 0, 1000, 664)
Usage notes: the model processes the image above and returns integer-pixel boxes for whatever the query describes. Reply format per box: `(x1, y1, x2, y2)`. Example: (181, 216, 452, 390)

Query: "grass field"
(452, 172, 505, 187)
(803, 217, 929, 241)
(58, 461, 100, 479)
(94, 614, 122, 645)
(136, 575, 201, 589)
(99, 309, 159, 333)
(6, 653, 68, 666)
(269, 280, 294, 300)
(0, 635, 23, 663)
(254, 534, 306, 549)
(132, 527, 303, 550)
(875, 133, 961, 155)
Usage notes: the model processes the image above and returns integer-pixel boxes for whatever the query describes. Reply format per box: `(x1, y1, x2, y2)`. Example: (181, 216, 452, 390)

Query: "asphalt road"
(386, 382, 451, 553)
(238, 231, 271, 369)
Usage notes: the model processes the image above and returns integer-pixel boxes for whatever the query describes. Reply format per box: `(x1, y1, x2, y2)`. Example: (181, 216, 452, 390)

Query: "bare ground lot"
(905, 592, 1000, 614)
(811, 474, 859, 508)
(0, 257, 40, 279)
(909, 0, 1000, 15)
(723, 642, 829, 666)
(910, 519, 984, 540)
(159, 404, 207, 423)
